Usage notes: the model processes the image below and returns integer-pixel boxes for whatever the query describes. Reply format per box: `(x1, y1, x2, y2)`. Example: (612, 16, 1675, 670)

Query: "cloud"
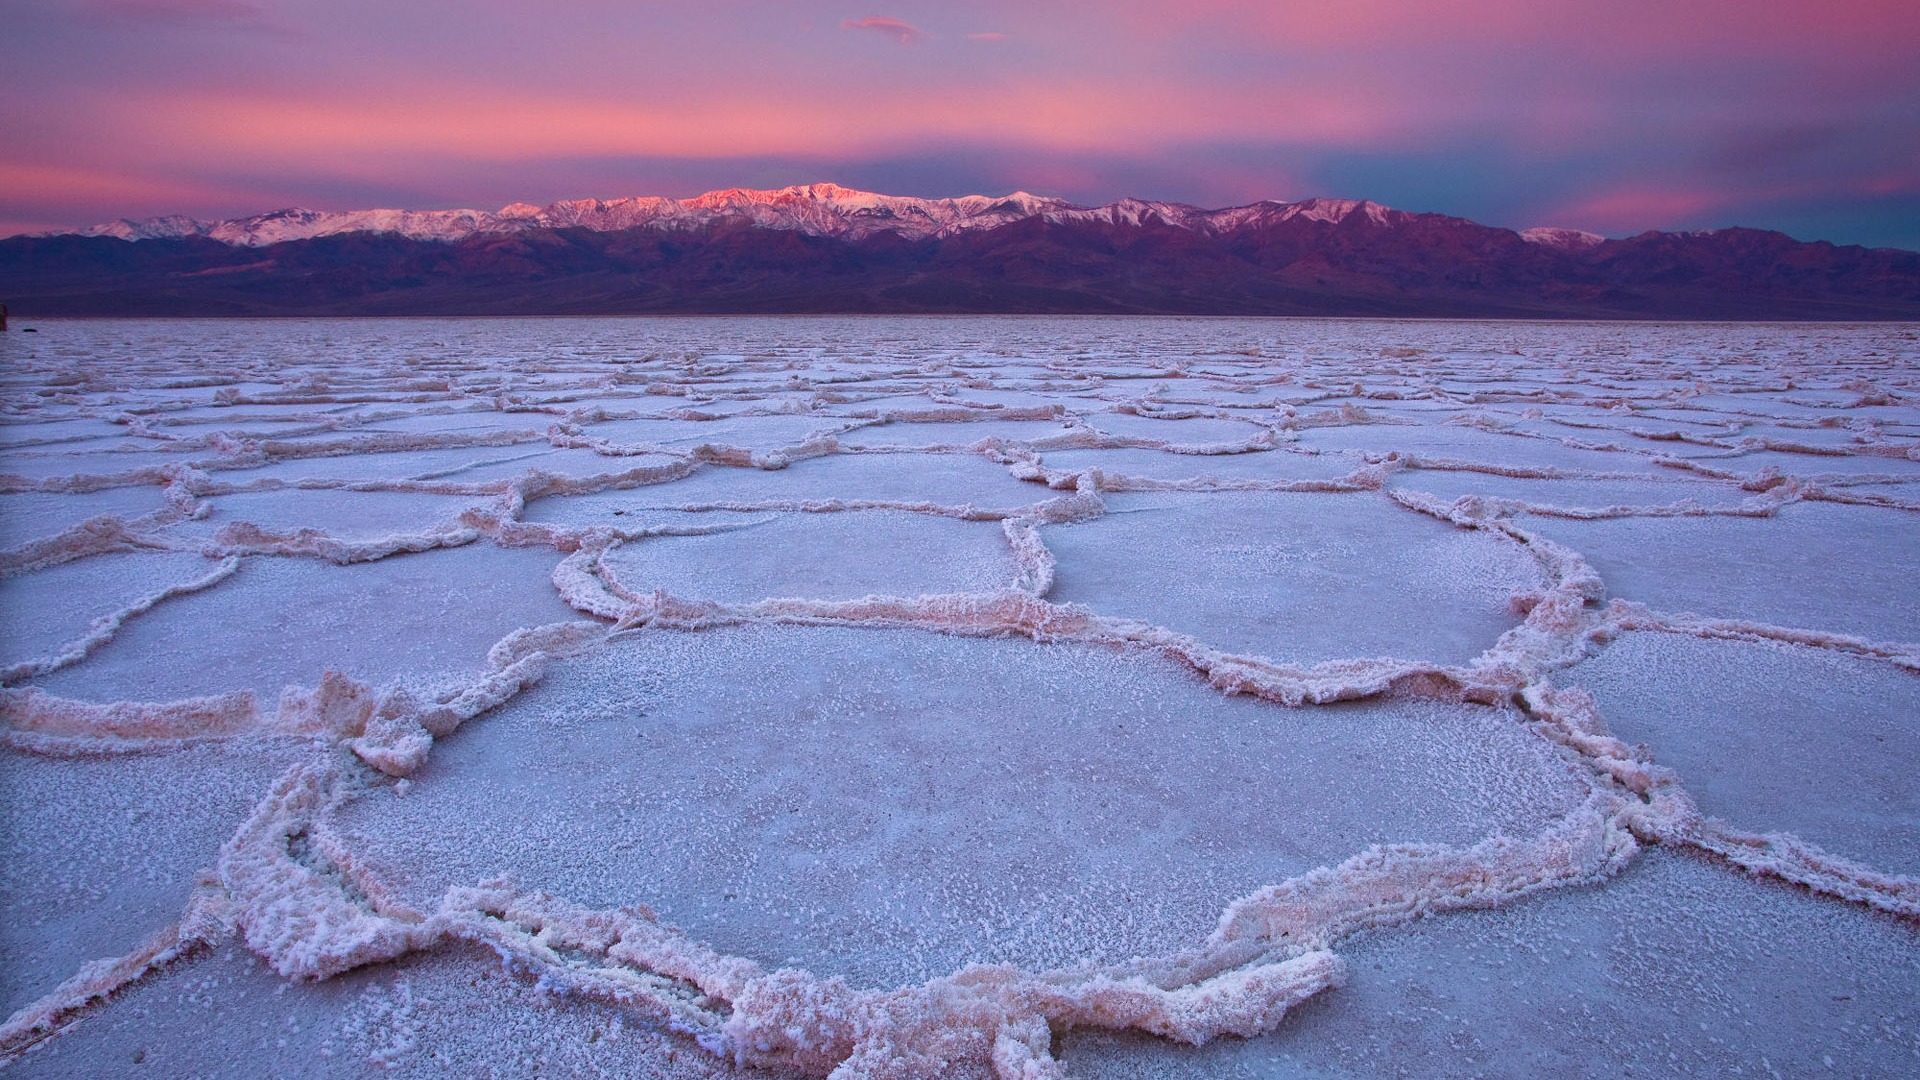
(85, 0, 266, 21)
(0, 160, 276, 232)
(841, 15, 925, 44)
(1542, 187, 1730, 233)
(967, 32, 1008, 42)
(79, 0, 298, 37)
(1107, 0, 1920, 63)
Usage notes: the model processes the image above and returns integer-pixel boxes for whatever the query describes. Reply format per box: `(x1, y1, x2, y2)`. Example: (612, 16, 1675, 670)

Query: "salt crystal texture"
(1, 316, 1915, 1078)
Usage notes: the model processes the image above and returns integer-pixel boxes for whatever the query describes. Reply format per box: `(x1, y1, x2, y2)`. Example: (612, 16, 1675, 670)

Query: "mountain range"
(5, 183, 1916, 319)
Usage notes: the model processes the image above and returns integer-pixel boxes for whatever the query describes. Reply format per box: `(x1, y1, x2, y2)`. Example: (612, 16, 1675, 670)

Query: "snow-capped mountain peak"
(1519, 226, 1606, 250)
(62, 183, 1608, 251)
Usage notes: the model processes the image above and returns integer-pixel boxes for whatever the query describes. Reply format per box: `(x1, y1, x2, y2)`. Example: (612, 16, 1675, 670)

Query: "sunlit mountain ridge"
(68, 182, 1588, 248)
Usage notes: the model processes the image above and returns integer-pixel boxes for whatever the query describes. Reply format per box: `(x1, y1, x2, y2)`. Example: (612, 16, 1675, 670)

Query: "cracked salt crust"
(0, 316, 1915, 1078)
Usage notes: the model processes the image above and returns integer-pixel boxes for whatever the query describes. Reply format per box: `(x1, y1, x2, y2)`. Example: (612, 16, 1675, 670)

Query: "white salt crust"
(1, 317, 1916, 1078)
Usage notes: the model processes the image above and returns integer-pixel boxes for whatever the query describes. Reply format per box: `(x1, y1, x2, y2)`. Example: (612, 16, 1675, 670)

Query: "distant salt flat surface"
(1, 316, 1916, 1078)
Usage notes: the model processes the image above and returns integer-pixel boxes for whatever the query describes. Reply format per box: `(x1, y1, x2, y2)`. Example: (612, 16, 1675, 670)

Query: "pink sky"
(3, 0, 1916, 247)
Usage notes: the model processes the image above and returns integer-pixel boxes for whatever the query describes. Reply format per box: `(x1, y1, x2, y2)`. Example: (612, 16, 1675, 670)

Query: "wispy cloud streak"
(841, 15, 925, 44)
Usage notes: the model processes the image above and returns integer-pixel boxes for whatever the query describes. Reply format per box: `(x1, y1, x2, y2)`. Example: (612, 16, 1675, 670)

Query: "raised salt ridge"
(1, 317, 1915, 1077)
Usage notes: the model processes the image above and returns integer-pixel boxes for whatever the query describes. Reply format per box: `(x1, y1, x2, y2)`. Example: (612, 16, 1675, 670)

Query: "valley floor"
(1, 316, 1915, 1078)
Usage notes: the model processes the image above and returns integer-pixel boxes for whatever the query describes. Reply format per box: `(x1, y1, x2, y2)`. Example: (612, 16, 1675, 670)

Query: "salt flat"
(1, 316, 1915, 1078)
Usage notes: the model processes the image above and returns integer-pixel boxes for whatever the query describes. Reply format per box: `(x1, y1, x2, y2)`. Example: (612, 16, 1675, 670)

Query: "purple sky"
(4, 0, 1917, 247)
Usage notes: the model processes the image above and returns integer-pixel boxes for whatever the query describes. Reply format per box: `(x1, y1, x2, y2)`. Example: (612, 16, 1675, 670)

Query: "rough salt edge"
(1371, 452, 1669, 482)
(1384, 481, 1793, 528)
(1387, 477, 1797, 523)
(1001, 519, 1055, 597)
(1018, 422, 1282, 459)
(249, 428, 548, 464)
(596, 588, 1473, 710)
(1608, 602, 1920, 671)
(1683, 824, 1920, 915)
(1209, 797, 1638, 956)
(344, 655, 550, 777)
(206, 520, 483, 565)
(0, 515, 172, 576)
(325, 618, 602, 776)
(502, 451, 1062, 532)
(1015, 457, 1391, 495)
(537, 494, 1041, 523)
(217, 763, 442, 981)
(866, 404, 1068, 425)
(0, 466, 199, 498)
(0, 619, 602, 765)
(0, 880, 232, 1066)
(0, 555, 242, 685)
(1, 685, 258, 742)
(1520, 682, 1920, 917)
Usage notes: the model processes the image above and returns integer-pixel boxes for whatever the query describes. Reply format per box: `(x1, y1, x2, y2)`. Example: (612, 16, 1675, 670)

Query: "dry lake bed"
(1, 316, 1915, 1078)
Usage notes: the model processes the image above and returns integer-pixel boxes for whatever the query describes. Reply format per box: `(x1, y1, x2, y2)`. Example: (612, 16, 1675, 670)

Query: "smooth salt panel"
(135, 406, 344, 429)
(1040, 447, 1362, 484)
(1060, 852, 1920, 1079)
(1734, 423, 1894, 450)
(1294, 423, 1670, 474)
(932, 387, 1095, 409)
(1519, 501, 1920, 644)
(1835, 479, 1920, 499)
(1567, 631, 1920, 875)
(593, 452, 1045, 510)
(0, 740, 318, 1016)
(0, 417, 129, 449)
(31, 544, 577, 704)
(190, 488, 488, 541)
(838, 419, 1078, 449)
(0, 486, 171, 548)
(0, 551, 229, 669)
(10, 942, 723, 1080)
(1539, 405, 1736, 433)
(0, 449, 204, 481)
(1693, 448, 1920, 480)
(581, 413, 849, 451)
(1043, 492, 1543, 665)
(344, 411, 551, 437)
(451, 447, 688, 483)
(597, 510, 1016, 602)
(1684, 392, 1840, 419)
(211, 446, 556, 484)
(1388, 471, 1755, 511)
(333, 626, 1588, 987)
(1086, 413, 1270, 445)
(516, 496, 768, 533)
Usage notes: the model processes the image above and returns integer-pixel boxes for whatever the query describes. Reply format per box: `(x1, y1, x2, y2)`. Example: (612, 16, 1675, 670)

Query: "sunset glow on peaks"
(2, 0, 1916, 248)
